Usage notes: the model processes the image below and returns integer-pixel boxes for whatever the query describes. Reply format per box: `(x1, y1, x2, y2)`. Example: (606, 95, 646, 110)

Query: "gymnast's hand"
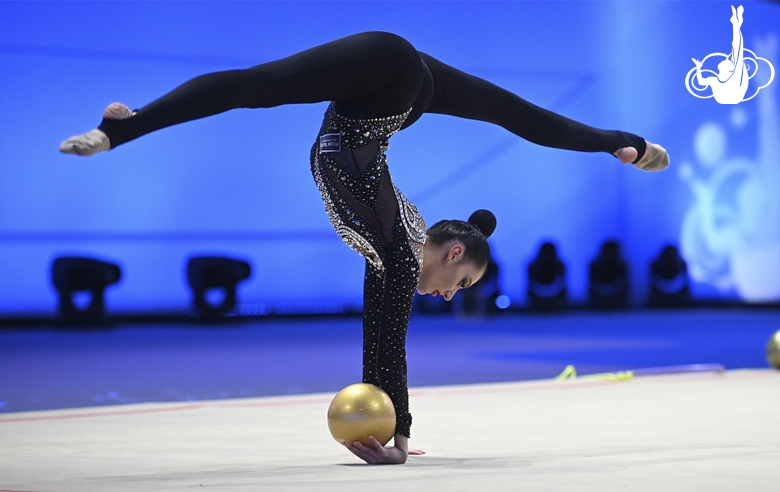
(345, 434, 425, 464)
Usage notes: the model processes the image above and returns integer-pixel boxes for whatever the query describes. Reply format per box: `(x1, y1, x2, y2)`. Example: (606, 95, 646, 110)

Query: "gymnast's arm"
(348, 250, 416, 465)
(692, 59, 711, 87)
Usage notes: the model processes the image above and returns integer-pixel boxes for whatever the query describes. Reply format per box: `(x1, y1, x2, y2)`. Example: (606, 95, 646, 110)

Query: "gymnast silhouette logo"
(685, 5, 774, 104)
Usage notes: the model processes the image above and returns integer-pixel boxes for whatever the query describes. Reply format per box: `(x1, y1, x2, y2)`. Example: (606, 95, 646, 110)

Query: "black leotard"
(96, 32, 647, 438)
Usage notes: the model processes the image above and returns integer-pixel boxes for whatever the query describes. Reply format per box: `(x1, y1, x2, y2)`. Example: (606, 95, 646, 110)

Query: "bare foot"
(613, 146, 638, 164)
(102, 102, 133, 120)
(59, 103, 133, 156)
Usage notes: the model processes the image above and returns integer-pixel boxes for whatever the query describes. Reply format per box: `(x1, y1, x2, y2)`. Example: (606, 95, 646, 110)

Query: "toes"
(59, 139, 80, 155)
(60, 142, 85, 155)
(58, 130, 110, 156)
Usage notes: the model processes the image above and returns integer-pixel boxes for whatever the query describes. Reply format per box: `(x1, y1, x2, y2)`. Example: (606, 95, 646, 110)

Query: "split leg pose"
(60, 32, 668, 169)
(59, 32, 669, 465)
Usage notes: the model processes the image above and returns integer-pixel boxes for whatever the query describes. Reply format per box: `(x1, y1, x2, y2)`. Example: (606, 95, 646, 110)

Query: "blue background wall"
(1, 0, 778, 314)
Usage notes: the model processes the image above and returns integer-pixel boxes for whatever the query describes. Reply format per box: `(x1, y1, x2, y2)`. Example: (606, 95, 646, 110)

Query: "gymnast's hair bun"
(468, 209, 497, 239)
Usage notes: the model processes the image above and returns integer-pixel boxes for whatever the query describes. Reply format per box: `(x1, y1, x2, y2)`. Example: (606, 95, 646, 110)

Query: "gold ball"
(327, 383, 396, 446)
(767, 330, 780, 370)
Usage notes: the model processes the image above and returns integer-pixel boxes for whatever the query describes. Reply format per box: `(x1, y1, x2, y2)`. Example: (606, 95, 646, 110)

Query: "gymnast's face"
(417, 242, 485, 301)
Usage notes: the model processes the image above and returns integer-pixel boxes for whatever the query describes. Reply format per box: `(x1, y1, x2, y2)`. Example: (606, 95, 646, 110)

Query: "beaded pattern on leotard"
(391, 178, 426, 270)
(310, 103, 425, 271)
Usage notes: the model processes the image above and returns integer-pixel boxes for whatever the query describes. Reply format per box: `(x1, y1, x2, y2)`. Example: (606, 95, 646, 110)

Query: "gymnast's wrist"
(393, 434, 408, 453)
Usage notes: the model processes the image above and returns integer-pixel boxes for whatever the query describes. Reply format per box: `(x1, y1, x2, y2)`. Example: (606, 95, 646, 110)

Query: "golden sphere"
(767, 330, 780, 370)
(327, 383, 396, 446)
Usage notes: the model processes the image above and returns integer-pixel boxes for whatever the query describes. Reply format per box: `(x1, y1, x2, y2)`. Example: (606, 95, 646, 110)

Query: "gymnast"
(59, 31, 669, 464)
(692, 5, 749, 104)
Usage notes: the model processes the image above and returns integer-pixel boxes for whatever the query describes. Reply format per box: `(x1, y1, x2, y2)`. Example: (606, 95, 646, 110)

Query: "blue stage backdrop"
(0, 1, 778, 314)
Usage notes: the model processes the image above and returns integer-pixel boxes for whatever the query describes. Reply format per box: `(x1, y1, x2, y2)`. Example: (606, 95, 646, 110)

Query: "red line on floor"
(0, 404, 202, 423)
(218, 397, 333, 408)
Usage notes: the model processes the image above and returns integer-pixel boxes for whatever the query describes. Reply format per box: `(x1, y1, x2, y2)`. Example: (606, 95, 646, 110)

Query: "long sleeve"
(361, 230, 420, 438)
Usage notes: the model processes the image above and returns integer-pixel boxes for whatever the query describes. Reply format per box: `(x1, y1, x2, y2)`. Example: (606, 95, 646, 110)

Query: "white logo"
(685, 5, 774, 104)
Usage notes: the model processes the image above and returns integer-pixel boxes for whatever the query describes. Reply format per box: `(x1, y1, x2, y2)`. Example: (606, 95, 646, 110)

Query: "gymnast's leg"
(60, 32, 424, 155)
(419, 53, 668, 171)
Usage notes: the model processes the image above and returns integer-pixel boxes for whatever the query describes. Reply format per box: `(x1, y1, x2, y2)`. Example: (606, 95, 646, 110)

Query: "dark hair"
(426, 209, 497, 270)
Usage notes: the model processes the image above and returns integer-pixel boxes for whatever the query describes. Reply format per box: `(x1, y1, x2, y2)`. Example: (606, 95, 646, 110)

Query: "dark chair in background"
(527, 241, 567, 311)
(589, 240, 630, 309)
(187, 256, 252, 319)
(51, 256, 122, 326)
(648, 245, 690, 307)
